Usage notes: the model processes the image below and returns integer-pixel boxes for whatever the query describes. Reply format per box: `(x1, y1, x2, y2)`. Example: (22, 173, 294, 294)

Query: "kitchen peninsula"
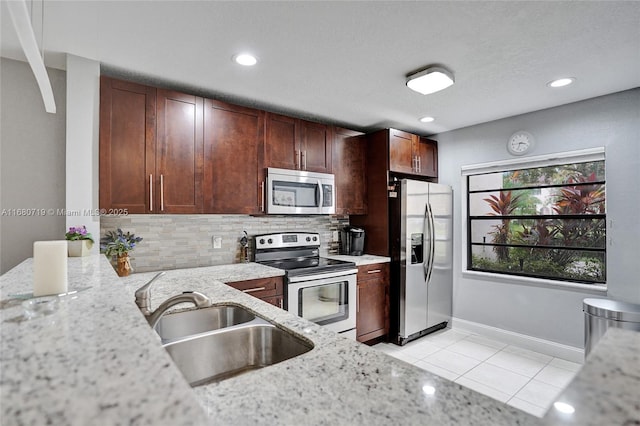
(1, 255, 637, 425)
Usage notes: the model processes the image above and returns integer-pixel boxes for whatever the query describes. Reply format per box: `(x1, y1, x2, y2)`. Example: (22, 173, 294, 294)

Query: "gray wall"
(434, 88, 640, 348)
(0, 58, 67, 274)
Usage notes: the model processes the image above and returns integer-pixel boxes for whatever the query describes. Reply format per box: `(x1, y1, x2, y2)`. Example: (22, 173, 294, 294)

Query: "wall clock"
(507, 131, 535, 156)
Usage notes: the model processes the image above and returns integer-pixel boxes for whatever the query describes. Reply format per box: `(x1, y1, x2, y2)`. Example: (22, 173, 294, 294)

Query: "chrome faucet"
(134, 271, 212, 328)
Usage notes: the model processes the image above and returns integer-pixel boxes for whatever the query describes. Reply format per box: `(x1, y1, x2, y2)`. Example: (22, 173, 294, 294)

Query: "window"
(465, 150, 606, 284)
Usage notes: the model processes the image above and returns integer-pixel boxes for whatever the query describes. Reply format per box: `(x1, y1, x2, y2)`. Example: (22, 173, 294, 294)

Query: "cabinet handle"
(417, 156, 421, 173)
(296, 150, 301, 169)
(260, 181, 265, 212)
(149, 174, 153, 211)
(279, 298, 283, 309)
(412, 156, 416, 172)
(367, 269, 381, 274)
(302, 150, 307, 170)
(242, 286, 267, 294)
(160, 174, 165, 211)
(357, 286, 360, 313)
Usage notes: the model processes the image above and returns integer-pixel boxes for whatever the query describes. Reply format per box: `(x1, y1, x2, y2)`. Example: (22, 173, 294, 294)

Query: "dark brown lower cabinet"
(356, 263, 390, 343)
(224, 276, 284, 309)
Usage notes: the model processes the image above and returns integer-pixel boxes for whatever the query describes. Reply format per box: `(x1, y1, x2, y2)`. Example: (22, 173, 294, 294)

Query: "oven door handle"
(287, 268, 358, 283)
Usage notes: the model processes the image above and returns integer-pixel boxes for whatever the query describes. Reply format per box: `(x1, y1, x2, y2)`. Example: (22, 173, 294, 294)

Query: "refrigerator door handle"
(423, 204, 429, 281)
(426, 202, 436, 284)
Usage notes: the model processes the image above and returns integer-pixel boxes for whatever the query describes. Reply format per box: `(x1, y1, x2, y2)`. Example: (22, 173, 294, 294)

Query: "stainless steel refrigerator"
(389, 179, 453, 346)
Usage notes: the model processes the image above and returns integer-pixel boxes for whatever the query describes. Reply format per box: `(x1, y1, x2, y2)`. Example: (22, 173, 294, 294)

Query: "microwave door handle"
(317, 179, 323, 208)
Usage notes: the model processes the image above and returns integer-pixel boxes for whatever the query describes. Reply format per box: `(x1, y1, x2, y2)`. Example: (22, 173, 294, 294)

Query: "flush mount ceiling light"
(548, 77, 575, 88)
(419, 116, 435, 123)
(406, 66, 454, 95)
(233, 53, 258, 66)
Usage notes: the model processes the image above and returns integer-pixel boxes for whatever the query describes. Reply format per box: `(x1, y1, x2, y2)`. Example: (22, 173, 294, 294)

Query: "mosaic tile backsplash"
(101, 215, 349, 273)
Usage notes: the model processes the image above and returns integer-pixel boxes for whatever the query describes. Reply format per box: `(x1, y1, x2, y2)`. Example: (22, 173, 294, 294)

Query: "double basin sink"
(153, 304, 313, 387)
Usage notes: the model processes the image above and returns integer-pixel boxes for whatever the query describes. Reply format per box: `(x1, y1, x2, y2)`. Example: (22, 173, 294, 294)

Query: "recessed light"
(233, 53, 258, 66)
(420, 116, 435, 123)
(407, 66, 454, 95)
(548, 77, 575, 88)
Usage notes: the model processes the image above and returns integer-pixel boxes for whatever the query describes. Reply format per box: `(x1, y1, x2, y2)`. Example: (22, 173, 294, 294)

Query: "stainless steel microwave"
(266, 168, 335, 215)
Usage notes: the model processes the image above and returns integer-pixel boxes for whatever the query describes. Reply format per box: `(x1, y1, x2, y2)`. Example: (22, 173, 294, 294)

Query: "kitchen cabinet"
(99, 77, 156, 213)
(100, 77, 204, 213)
(416, 137, 438, 178)
(333, 127, 367, 215)
(224, 276, 284, 309)
(356, 263, 390, 343)
(155, 89, 204, 213)
(388, 129, 438, 178)
(350, 128, 439, 255)
(265, 112, 332, 173)
(203, 99, 265, 214)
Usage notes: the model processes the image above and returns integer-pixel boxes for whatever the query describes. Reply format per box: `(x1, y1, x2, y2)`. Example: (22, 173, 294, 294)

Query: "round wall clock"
(507, 131, 535, 156)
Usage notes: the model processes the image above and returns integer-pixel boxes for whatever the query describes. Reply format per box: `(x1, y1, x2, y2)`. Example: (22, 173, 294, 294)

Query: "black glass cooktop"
(260, 257, 356, 277)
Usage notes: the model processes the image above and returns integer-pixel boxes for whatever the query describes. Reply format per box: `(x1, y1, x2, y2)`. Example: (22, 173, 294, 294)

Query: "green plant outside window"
(467, 160, 606, 284)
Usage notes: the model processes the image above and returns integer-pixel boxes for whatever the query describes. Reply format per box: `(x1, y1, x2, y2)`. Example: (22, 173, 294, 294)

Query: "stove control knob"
(306, 237, 311, 242)
(267, 238, 273, 244)
(312, 236, 318, 242)
(259, 238, 265, 245)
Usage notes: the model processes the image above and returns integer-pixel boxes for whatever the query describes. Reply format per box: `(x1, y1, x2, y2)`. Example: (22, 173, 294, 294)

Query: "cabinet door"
(356, 263, 390, 342)
(300, 120, 331, 173)
(388, 129, 415, 174)
(333, 127, 366, 215)
(265, 113, 299, 170)
(414, 137, 438, 178)
(225, 276, 283, 300)
(99, 77, 156, 213)
(204, 100, 264, 214)
(156, 89, 204, 213)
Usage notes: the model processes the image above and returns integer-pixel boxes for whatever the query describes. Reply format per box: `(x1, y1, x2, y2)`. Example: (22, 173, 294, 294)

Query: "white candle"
(33, 241, 68, 296)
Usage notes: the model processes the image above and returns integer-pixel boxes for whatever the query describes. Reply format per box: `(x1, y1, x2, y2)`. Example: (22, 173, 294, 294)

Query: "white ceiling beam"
(6, 0, 56, 114)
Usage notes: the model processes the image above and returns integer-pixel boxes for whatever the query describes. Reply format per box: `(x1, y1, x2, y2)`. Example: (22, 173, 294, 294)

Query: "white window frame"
(461, 147, 607, 292)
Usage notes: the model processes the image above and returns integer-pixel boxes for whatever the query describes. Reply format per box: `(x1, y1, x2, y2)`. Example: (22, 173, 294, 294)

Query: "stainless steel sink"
(154, 305, 255, 342)
(163, 322, 313, 386)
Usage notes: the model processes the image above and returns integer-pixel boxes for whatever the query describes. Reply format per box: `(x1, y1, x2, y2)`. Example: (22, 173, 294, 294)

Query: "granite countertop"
(325, 253, 391, 266)
(2, 255, 638, 425)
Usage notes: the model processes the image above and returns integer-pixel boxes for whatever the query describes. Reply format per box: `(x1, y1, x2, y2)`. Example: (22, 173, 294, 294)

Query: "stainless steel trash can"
(583, 298, 640, 357)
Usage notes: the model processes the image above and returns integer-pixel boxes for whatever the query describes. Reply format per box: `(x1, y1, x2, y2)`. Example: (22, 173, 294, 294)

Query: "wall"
(435, 88, 640, 348)
(101, 214, 347, 273)
(0, 58, 67, 274)
(65, 55, 100, 245)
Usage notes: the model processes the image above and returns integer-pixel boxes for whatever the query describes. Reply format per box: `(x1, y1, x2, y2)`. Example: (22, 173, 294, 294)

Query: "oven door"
(287, 269, 357, 336)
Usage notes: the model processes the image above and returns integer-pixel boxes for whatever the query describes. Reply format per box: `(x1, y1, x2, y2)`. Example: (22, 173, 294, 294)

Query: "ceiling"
(2, 1, 639, 135)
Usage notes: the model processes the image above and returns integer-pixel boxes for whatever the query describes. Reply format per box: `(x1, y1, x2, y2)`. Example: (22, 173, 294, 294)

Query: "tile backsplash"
(101, 214, 348, 273)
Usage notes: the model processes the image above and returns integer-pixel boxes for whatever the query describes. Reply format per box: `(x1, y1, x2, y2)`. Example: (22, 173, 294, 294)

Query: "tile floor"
(373, 328, 582, 418)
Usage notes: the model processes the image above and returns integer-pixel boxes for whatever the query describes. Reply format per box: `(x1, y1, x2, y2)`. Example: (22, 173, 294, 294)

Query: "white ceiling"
(2, 1, 639, 135)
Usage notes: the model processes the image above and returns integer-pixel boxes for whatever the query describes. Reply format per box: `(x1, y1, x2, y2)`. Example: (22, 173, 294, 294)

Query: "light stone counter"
(325, 253, 391, 266)
(2, 255, 637, 425)
(0, 255, 208, 425)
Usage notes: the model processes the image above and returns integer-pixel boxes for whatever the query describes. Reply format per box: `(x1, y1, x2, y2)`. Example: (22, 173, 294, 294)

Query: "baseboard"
(450, 317, 584, 364)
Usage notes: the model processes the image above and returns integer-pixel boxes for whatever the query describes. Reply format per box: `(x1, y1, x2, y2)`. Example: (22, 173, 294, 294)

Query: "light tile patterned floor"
(373, 328, 581, 418)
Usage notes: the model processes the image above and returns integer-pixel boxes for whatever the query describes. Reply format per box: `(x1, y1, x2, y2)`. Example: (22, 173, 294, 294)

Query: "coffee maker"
(340, 226, 365, 256)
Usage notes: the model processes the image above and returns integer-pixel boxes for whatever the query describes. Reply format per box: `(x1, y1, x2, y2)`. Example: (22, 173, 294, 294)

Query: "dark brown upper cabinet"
(203, 99, 265, 214)
(100, 77, 204, 214)
(156, 89, 204, 214)
(265, 112, 332, 173)
(333, 127, 367, 215)
(388, 129, 438, 178)
(100, 77, 157, 213)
